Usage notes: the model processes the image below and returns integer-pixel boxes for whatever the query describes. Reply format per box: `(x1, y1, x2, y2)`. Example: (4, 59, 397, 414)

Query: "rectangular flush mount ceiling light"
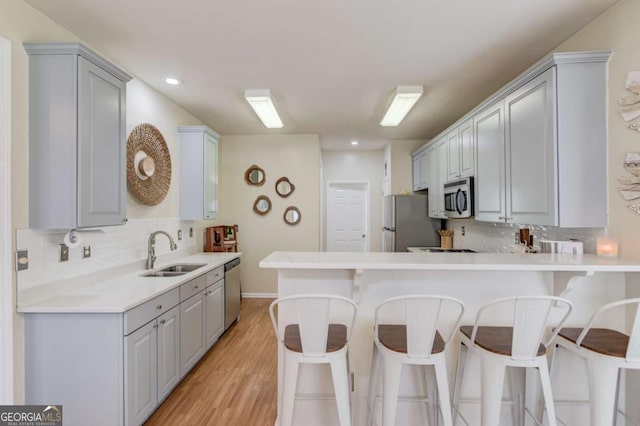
(380, 85, 424, 127)
(244, 89, 283, 128)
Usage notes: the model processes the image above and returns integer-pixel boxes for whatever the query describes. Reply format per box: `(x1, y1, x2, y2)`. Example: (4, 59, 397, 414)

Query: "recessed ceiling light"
(165, 77, 182, 85)
(380, 85, 423, 127)
(351, 140, 359, 146)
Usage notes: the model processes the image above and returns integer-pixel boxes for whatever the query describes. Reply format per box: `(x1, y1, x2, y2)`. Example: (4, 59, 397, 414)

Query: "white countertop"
(260, 251, 640, 272)
(18, 252, 241, 314)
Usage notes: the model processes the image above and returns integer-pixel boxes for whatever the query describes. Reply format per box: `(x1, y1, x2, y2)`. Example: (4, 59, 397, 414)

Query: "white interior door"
(0, 36, 13, 404)
(326, 182, 369, 252)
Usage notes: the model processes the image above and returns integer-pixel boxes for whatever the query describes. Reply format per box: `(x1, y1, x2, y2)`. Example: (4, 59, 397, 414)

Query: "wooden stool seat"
(558, 327, 629, 358)
(378, 324, 445, 354)
(284, 324, 347, 353)
(460, 325, 546, 357)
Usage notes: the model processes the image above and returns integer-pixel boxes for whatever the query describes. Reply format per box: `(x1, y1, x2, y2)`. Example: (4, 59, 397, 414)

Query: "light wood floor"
(145, 298, 277, 426)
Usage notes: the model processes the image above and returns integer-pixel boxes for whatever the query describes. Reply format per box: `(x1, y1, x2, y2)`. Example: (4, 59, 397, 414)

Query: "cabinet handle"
(156, 304, 162, 310)
(153, 323, 159, 329)
(123, 217, 128, 223)
(194, 285, 199, 290)
(159, 319, 166, 325)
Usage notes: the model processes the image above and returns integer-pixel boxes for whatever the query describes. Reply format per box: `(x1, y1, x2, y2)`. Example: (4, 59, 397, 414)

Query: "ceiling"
(26, 0, 618, 150)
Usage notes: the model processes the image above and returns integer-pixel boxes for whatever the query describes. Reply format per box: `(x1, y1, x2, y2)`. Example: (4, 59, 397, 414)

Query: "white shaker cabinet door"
(474, 101, 507, 222)
(180, 291, 206, 377)
(412, 154, 421, 191)
(157, 306, 181, 403)
(205, 279, 225, 350)
(459, 118, 474, 178)
(178, 126, 220, 220)
(505, 67, 558, 226)
(447, 128, 460, 181)
(125, 321, 158, 426)
(77, 56, 127, 227)
(203, 133, 218, 219)
(427, 144, 438, 217)
(436, 138, 448, 218)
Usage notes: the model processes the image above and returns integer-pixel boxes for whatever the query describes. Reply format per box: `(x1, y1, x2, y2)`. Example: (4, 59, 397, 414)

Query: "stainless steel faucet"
(146, 231, 178, 269)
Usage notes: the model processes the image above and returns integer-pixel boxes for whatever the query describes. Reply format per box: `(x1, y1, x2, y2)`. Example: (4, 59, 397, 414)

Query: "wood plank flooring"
(145, 298, 277, 426)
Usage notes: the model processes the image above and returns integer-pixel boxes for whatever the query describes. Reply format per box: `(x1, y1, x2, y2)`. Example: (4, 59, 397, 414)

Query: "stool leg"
(452, 342, 468, 425)
(537, 358, 557, 426)
(481, 356, 505, 426)
(330, 354, 352, 426)
(508, 367, 526, 426)
(281, 354, 299, 426)
(433, 355, 453, 426)
(587, 358, 619, 426)
(367, 344, 382, 426)
(382, 356, 402, 426)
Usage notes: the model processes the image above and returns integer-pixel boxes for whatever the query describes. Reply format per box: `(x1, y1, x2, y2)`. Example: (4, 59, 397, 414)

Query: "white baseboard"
(242, 292, 277, 299)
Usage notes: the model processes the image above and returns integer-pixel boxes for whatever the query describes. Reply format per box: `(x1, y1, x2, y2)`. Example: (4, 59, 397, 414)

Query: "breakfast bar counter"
(260, 251, 640, 426)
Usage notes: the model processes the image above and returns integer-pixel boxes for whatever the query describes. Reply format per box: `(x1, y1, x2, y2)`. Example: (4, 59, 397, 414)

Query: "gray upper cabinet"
(24, 43, 132, 229)
(178, 126, 220, 220)
(415, 50, 610, 228)
(474, 52, 610, 227)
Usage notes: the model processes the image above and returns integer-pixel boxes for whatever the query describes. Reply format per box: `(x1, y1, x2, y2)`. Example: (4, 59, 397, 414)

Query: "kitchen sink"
(157, 263, 207, 273)
(140, 263, 207, 277)
(141, 271, 188, 278)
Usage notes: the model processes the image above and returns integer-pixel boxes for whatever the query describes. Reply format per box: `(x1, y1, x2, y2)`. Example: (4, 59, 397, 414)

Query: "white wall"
(390, 139, 426, 195)
(321, 150, 384, 252)
(207, 134, 322, 295)
(0, 0, 207, 402)
(552, 0, 640, 260)
(126, 79, 203, 218)
(548, 0, 640, 418)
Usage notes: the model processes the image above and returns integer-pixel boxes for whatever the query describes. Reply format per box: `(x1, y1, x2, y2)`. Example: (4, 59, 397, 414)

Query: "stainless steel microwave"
(444, 177, 474, 218)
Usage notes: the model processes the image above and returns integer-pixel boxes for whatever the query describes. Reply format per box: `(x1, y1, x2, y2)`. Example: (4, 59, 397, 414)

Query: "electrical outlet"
(461, 226, 466, 236)
(59, 244, 69, 262)
(177, 229, 183, 241)
(83, 246, 91, 258)
(16, 250, 29, 270)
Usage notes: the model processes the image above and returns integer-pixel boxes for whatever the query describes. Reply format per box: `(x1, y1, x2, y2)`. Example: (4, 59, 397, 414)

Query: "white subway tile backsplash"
(16, 217, 196, 291)
(447, 219, 604, 254)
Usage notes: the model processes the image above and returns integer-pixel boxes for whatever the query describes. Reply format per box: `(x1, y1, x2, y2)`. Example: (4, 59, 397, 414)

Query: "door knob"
(362, 234, 366, 238)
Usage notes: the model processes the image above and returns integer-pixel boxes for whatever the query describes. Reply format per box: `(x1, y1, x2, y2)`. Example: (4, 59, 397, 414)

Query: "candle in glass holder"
(597, 236, 619, 257)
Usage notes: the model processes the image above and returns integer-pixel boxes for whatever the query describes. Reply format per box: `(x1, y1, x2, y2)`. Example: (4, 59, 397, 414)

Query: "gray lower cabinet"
(24, 43, 132, 229)
(179, 266, 225, 376)
(25, 264, 233, 426)
(125, 320, 157, 426)
(124, 304, 180, 426)
(180, 289, 206, 377)
(205, 277, 225, 350)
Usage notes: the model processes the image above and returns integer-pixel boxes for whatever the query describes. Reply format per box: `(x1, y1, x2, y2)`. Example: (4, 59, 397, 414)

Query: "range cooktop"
(408, 247, 477, 253)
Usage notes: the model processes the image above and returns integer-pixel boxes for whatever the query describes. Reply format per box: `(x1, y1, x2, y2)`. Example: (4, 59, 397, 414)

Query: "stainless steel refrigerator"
(382, 195, 441, 252)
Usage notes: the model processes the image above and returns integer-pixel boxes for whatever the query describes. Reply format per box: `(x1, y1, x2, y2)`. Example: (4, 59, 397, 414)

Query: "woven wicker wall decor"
(126, 123, 171, 206)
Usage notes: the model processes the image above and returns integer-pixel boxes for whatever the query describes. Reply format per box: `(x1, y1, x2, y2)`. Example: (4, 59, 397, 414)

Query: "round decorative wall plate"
(126, 123, 171, 206)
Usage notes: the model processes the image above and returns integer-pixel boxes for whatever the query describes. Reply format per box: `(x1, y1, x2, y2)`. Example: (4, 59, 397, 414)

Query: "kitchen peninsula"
(260, 251, 640, 426)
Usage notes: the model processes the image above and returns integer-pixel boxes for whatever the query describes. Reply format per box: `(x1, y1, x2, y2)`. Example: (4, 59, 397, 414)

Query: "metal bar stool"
(452, 296, 573, 426)
(270, 294, 358, 426)
(367, 295, 465, 426)
(552, 298, 640, 425)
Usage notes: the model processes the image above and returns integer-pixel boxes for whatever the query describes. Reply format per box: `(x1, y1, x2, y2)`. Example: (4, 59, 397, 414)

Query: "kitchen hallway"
(145, 298, 277, 426)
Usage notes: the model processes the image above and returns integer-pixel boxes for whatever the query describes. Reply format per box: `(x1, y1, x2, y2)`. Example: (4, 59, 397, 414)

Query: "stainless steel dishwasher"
(224, 258, 241, 329)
